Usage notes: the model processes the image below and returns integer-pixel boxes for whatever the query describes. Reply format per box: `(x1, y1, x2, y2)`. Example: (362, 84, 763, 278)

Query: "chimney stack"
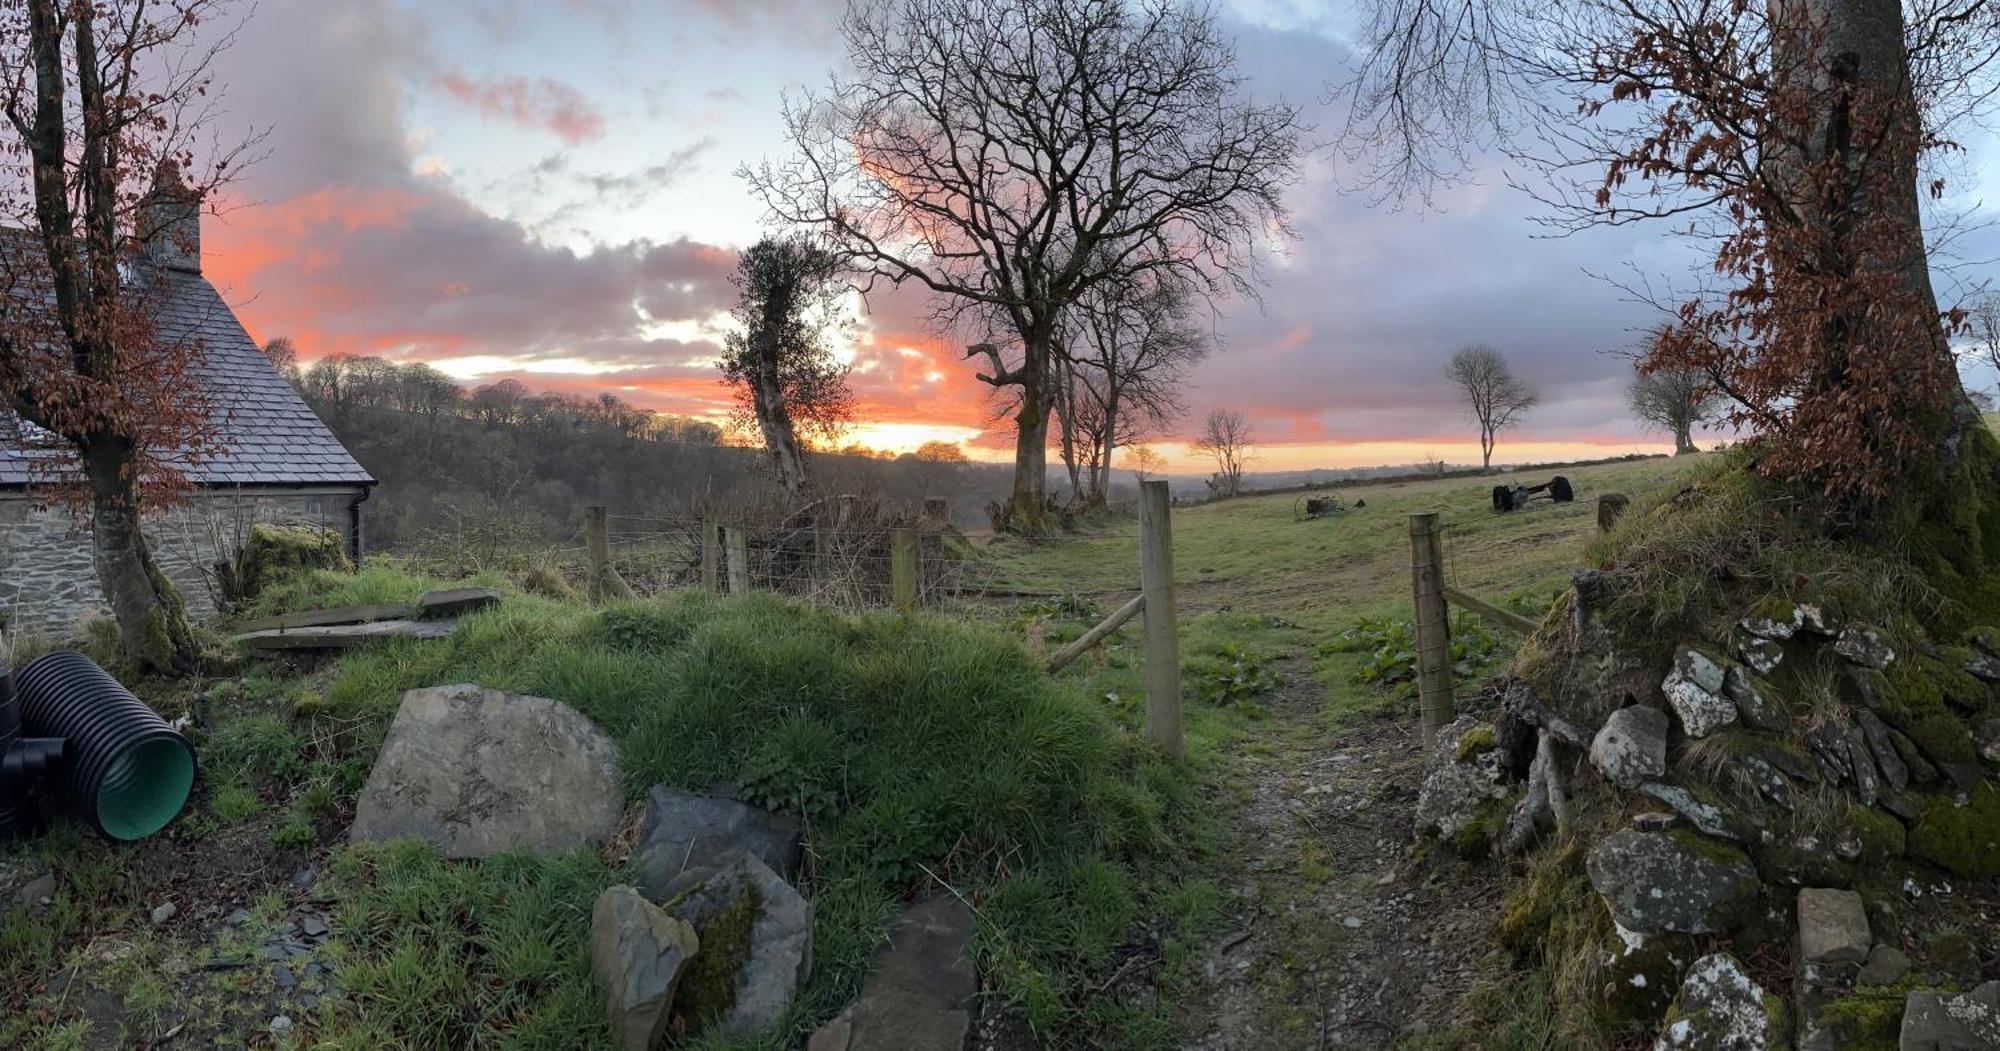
(139, 161, 200, 274)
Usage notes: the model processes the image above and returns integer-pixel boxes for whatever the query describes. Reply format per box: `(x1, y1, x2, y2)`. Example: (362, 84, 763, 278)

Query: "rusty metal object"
(1492, 475, 1576, 513)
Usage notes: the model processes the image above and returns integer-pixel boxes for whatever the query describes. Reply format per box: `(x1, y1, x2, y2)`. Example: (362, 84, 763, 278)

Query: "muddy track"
(1175, 657, 1506, 1050)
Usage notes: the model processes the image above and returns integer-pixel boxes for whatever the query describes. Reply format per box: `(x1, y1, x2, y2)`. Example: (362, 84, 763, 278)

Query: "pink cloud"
(432, 71, 606, 144)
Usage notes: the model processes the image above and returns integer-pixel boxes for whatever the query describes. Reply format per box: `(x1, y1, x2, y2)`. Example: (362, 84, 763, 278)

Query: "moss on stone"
(237, 523, 353, 598)
(1916, 650, 1990, 712)
(1754, 833, 1856, 888)
(1666, 825, 1754, 869)
(1910, 782, 2000, 878)
(672, 876, 763, 1031)
(1452, 789, 1519, 860)
(1746, 596, 1801, 627)
(1868, 661, 1978, 767)
(1816, 994, 1904, 1050)
(1456, 725, 1497, 762)
(1496, 842, 1584, 957)
(1850, 804, 1907, 862)
(1602, 932, 1695, 1028)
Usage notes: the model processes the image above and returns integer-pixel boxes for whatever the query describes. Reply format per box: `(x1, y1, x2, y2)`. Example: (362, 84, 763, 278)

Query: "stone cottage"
(0, 171, 373, 637)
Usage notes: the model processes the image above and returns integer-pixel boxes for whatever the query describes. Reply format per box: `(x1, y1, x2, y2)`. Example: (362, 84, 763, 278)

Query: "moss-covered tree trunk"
(83, 442, 197, 674)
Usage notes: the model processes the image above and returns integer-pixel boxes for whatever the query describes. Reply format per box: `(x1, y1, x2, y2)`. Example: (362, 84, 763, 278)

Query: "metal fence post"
(1139, 480, 1183, 760)
(1409, 512, 1453, 746)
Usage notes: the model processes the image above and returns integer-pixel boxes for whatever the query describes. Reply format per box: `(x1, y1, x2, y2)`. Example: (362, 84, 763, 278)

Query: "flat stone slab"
(1797, 888, 1870, 965)
(1901, 981, 2000, 1050)
(350, 684, 622, 858)
(816, 896, 977, 1051)
(591, 885, 699, 1051)
(1587, 829, 1759, 935)
(415, 587, 503, 617)
(233, 618, 459, 651)
(235, 588, 500, 635)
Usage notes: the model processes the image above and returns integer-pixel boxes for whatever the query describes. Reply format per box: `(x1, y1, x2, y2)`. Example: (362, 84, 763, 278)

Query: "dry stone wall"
(0, 486, 362, 636)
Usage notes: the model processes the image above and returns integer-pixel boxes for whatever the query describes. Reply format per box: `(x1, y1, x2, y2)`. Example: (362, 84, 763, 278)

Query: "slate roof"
(0, 252, 372, 489)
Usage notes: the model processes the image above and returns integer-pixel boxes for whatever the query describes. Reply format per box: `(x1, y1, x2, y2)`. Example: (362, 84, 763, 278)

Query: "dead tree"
(1194, 409, 1252, 497)
(745, 0, 1302, 532)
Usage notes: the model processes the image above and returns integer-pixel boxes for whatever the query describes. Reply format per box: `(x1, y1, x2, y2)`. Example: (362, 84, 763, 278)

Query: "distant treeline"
(278, 352, 1021, 548)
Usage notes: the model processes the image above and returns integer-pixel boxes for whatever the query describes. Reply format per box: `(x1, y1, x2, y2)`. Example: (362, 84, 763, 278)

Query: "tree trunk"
(748, 344, 809, 499)
(84, 444, 197, 674)
(1008, 332, 1053, 533)
(1056, 363, 1083, 505)
(1674, 421, 1697, 455)
(1778, 0, 1973, 469)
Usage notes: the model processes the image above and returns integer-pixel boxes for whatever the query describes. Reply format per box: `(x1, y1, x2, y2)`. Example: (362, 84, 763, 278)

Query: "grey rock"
(661, 852, 813, 1040)
(1977, 720, 2000, 764)
(1654, 953, 1777, 1050)
(1664, 647, 1738, 738)
(1835, 627, 1895, 669)
(17, 872, 56, 914)
(269, 1015, 294, 1038)
(1798, 604, 1834, 635)
(1724, 668, 1788, 732)
(589, 885, 699, 1051)
(1633, 811, 1679, 832)
(1889, 729, 1940, 784)
(1856, 709, 1910, 793)
(814, 896, 977, 1051)
(1740, 756, 1795, 810)
(1592, 706, 1669, 790)
(150, 901, 177, 925)
(1741, 604, 1804, 641)
(1738, 637, 1785, 676)
(1414, 717, 1509, 840)
(299, 914, 329, 938)
(1965, 651, 2000, 685)
(1639, 783, 1744, 843)
(1858, 945, 1911, 987)
(632, 786, 804, 900)
(1587, 830, 1760, 935)
(1900, 981, 2000, 1050)
(273, 965, 297, 989)
(1797, 888, 1870, 965)
(350, 684, 623, 858)
(1846, 722, 1882, 807)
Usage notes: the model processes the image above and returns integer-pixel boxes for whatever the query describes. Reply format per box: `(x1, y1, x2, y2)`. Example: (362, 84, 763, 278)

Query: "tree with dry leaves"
(1194, 408, 1253, 497)
(0, 0, 254, 671)
(718, 234, 854, 499)
(1446, 344, 1538, 471)
(1341, 0, 2000, 504)
(745, 0, 1302, 532)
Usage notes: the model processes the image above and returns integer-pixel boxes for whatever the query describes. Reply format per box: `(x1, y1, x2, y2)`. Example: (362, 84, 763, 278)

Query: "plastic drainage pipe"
(0, 669, 67, 842)
(14, 652, 196, 841)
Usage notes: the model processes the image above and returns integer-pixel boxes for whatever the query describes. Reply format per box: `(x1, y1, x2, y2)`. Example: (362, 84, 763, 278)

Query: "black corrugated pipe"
(14, 651, 196, 841)
(0, 668, 66, 842)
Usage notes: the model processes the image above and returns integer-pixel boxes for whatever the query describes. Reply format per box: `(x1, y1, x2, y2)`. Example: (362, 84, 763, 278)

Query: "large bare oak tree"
(745, 0, 1302, 532)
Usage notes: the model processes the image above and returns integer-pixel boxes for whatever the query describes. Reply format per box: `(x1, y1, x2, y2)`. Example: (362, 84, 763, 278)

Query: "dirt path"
(1175, 656, 1507, 1050)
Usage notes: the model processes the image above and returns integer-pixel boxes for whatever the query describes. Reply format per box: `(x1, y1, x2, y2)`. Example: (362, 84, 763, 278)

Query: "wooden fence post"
(725, 524, 751, 596)
(584, 505, 635, 603)
(701, 516, 720, 591)
(890, 527, 918, 611)
(1139, 480, 1183, 760)
(1409, 512, 1453, 747)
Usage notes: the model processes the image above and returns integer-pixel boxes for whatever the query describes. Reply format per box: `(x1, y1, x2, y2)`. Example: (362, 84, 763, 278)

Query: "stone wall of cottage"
(0, 487, 364, 637)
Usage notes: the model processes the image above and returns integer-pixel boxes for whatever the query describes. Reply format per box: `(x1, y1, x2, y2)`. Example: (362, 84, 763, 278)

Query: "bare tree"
(1064, 276, 1207, 506)
(1629, 365, 1720, 456)
(1128, 444, 1164, 483)
(744, 0, 1302, 532)
(1962, 293, 2000, 404)
(718, 235, 854, 499)
(1341, 0, 2000, 501)
(1194, 409, 1252, 497)
(1445, 344, 1537, 471)
(0, 0, 256, 672)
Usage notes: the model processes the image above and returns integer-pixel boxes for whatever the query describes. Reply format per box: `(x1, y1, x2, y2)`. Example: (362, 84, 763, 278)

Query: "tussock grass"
(250, 578, 1212, 1049)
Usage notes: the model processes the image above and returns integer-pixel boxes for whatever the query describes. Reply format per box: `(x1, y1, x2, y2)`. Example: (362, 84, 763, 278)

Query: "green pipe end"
(95, 738, 195, 841)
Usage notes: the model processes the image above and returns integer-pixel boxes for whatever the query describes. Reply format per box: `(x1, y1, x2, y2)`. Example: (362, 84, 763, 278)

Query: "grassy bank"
(2, 577, 1228, 1049)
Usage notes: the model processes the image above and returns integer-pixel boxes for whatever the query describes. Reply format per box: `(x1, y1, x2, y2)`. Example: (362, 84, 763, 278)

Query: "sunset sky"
(194, 0, 2000, 472)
